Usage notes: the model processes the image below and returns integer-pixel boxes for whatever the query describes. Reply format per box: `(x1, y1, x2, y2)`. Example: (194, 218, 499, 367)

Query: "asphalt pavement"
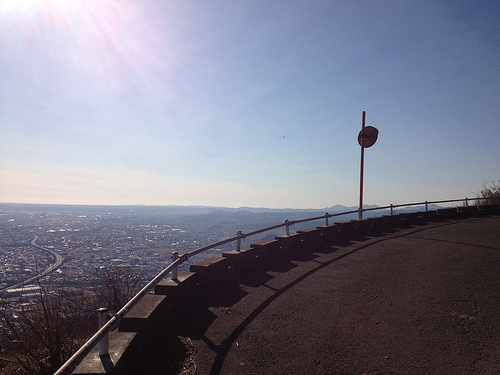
(188, 216, 500, 374)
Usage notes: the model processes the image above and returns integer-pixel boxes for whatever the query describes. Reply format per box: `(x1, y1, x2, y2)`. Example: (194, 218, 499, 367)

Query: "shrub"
(475, 180, 500, 205)
(92, 264, 147, 312)
(0, 265, 146, 374)
(0, 279, 95, 375)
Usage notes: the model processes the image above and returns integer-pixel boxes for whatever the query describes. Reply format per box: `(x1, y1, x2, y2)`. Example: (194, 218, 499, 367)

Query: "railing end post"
(171, 251, 179, 280)
(236, 231, 242, 251)
(98, 307, 110, 357)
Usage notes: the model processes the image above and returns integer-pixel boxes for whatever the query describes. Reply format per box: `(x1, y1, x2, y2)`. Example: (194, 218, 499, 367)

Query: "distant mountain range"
(0, 202, 444, 218)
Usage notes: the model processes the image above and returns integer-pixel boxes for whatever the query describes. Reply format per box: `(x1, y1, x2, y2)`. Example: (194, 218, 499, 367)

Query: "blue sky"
(1, 0, 499, 209)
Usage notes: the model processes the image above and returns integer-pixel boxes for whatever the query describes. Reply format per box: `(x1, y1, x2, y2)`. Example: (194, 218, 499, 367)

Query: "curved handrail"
(54, 196, 492, 374)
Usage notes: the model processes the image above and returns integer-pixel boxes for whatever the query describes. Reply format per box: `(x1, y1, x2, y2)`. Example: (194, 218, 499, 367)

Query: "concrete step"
(118, 293, 167, 332)
(154, 271, 197, 297)
(73, 330, 136, 374)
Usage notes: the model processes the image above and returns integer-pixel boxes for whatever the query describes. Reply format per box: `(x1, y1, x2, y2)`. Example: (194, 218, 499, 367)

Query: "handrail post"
(98, 308, 109, 357)
(171, 252, 179, 280)
(236, 231, 242, 251)
(465, 198, 469, 207)
(285, 220, 290, 235)
(325, 213, 329, 226)
(425, 201, 428, 211)
(390, 204, 394, 215)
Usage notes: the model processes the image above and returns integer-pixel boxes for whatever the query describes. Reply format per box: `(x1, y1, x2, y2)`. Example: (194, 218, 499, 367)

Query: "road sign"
(358, 125, 379, 148)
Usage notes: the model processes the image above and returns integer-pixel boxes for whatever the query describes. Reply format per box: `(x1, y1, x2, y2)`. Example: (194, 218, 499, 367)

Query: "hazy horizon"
(0, 200, 447, 214)
(0, 200, 363, 210)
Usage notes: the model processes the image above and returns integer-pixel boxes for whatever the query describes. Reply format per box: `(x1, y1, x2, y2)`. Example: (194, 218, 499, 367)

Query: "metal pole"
(171, 252, 179, 280)
(325, 213, 329, 226)
(285, 220, 290, 235)
(98, 308, 109, 356)
(236, 231, 242, 251)
(359, 111, 366, 220)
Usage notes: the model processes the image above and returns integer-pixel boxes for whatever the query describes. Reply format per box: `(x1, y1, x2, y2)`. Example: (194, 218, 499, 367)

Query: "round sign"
(358, 126, 379, 148)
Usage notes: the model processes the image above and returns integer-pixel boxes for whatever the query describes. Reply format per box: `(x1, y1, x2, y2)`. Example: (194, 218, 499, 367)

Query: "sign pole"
(359, 111, 366, 219)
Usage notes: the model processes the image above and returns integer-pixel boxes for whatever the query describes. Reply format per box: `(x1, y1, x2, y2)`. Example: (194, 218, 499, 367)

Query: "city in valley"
(0, 204, 246, 294)
(1, 203, 363, 300)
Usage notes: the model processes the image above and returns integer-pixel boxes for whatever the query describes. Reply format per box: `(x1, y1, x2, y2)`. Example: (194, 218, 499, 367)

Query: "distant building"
(4, 284, 41, 298)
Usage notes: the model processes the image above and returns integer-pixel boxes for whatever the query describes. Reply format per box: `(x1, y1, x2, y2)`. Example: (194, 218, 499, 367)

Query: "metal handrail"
(54, 256, 183, 375)
(54, 196, 493, 374)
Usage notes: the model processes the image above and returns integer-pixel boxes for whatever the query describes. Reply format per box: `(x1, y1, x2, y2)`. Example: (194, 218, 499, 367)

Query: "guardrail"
(54, 196, 492, 375)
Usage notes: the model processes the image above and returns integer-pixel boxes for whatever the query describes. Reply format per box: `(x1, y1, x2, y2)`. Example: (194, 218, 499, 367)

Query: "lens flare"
(0, 0, 72, 13)
(1, 0, 183, 108)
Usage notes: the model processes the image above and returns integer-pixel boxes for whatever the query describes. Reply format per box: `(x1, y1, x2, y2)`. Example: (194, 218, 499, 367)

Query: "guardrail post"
(425, 201, 428, 211)
(465, 198, 469, 207)
(325, 213, 329, 226)
(236, 231, 242, 251)
(171, 251, 179, 280)
(285, 220, 290, 235)
(98, 307, 109, 357)
(390, 204, 394, 215)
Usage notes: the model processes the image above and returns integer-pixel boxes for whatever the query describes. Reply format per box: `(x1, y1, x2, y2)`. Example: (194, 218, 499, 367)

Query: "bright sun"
(0, 0, 180, 106)
(7, 0, 72, 7)
(0, 0, 72, 13)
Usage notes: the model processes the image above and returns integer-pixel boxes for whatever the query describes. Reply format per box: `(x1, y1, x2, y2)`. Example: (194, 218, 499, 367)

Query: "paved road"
(188, 216, 500, 374)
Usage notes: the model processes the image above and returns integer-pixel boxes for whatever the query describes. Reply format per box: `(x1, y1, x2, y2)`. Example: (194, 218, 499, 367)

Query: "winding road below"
(1, 234, 64, 291)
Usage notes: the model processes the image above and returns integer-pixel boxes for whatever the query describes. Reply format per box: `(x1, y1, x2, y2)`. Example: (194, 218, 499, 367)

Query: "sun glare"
(0, 0, 72, 13)
(0, 0, 182, 107)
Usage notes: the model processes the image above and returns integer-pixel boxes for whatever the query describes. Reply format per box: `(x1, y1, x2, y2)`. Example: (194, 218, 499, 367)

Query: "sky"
(1, 0, 499, 209)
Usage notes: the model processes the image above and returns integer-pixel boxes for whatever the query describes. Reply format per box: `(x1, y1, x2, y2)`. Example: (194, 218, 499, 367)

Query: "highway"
(1, 234, 64, 291)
